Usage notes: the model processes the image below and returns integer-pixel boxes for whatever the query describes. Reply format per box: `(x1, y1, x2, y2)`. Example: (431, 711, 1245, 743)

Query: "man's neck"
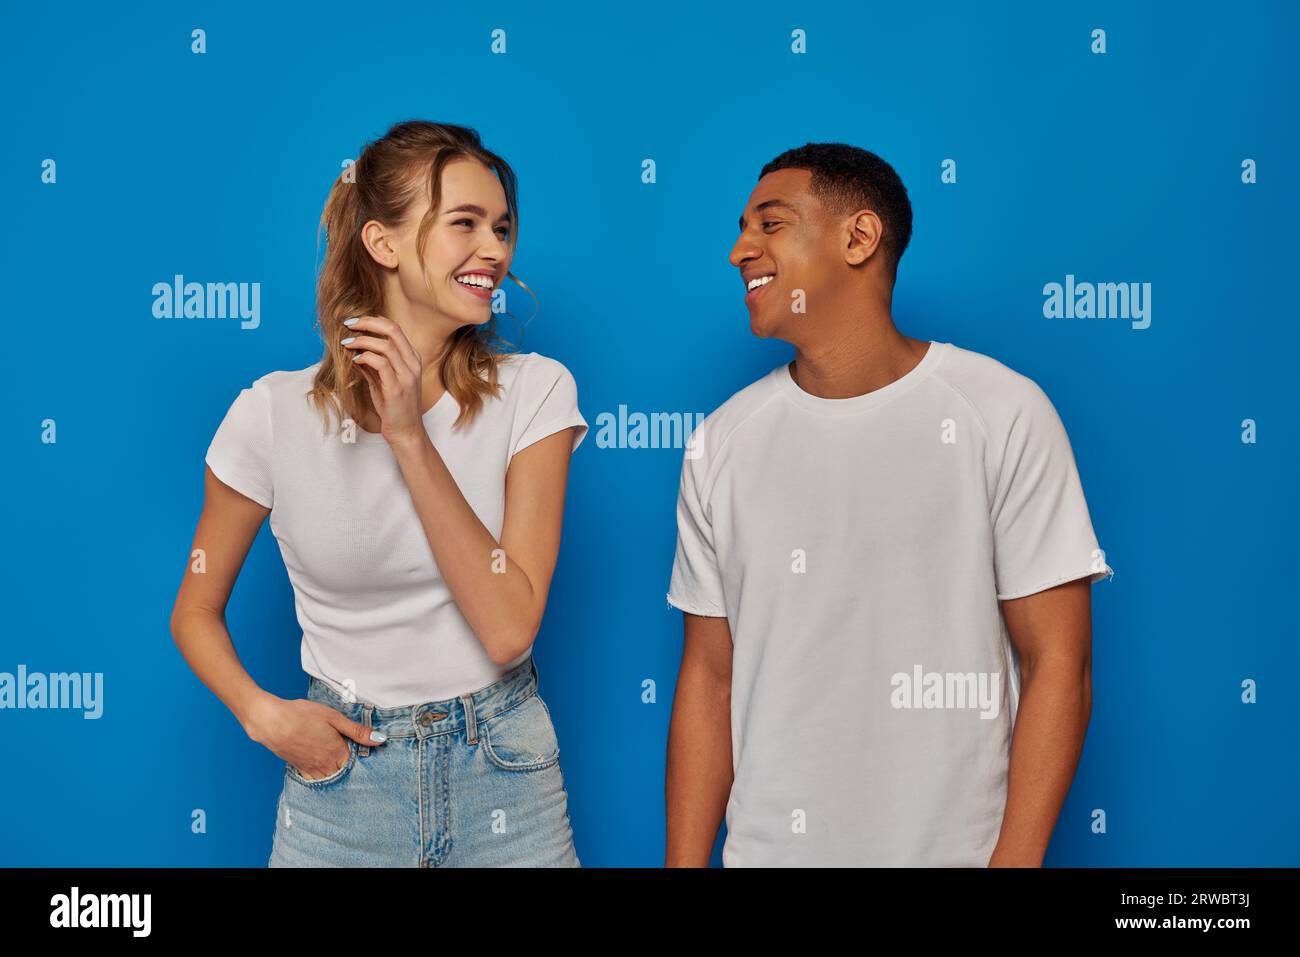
(790, 313, 929, 401)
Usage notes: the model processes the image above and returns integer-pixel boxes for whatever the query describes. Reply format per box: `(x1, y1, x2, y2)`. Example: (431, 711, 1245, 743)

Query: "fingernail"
(341, 337, 356, 345)
(370, 730, 387, 743)
(343, 317, 360, 326)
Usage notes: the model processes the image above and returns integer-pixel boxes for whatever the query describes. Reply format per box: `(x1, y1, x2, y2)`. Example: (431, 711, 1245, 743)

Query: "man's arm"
(665, 611, 734, 867)
(988, 576, 1093, 867)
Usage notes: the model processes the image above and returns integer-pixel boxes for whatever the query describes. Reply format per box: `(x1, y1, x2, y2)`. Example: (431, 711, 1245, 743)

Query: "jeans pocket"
(481, 693, 561, 772)
(286, 739, 356, 788)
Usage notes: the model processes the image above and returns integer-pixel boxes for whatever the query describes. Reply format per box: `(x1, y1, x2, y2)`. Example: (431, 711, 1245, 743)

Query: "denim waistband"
(305, 657, 539, 742)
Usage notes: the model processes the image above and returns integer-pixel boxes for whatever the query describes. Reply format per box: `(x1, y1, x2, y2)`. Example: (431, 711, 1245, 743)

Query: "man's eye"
(762, 221, 780, 230)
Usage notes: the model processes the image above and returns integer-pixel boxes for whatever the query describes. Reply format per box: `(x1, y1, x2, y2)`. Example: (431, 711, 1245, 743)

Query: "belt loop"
(359, 703, 373, 757)
(461, 692, 478, 744)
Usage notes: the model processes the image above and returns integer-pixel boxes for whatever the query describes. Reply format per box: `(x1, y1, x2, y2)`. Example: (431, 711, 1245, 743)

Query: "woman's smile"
(453, 269, 495, 301)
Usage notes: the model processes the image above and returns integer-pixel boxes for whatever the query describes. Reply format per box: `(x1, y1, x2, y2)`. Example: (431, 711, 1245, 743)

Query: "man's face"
(729, 168, 837, 340)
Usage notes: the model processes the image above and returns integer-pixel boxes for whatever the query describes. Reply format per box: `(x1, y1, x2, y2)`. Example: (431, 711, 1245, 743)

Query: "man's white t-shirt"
(205, 351, 588, 708)
(666, 340, 1113, 867)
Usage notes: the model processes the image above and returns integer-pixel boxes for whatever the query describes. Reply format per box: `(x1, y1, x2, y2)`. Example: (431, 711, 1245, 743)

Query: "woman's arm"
(170, 467, 382, 779)
(170, 467, 278, 732)
(386, 424, 577, 665)
(347, 314, 578, 665)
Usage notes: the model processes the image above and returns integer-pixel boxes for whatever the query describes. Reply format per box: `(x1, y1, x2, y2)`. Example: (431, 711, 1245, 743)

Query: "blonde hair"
(308, 120, 534, 434)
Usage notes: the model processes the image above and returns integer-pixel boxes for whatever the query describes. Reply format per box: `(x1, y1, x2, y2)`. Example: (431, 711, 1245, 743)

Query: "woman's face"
(389, 157, 514, 327)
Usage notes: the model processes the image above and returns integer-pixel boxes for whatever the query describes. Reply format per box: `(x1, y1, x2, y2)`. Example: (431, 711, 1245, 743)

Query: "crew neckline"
(350, 388, 457, 442)
(775, 340, 949, 416)
(341, 350, 535, 442)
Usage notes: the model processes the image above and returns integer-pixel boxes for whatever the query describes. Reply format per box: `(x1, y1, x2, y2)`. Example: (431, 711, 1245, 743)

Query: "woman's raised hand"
(341, 315, 425, 445)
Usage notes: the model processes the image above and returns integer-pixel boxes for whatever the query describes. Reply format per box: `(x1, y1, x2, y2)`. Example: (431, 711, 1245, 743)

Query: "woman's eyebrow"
(444, 203, 511, 222)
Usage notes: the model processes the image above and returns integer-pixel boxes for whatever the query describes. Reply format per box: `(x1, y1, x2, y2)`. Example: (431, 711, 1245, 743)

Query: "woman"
(169, 120, 586, 867)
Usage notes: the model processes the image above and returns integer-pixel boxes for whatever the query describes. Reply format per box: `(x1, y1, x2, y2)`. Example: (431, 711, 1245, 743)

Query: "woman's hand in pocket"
(244, 694, 386, 778)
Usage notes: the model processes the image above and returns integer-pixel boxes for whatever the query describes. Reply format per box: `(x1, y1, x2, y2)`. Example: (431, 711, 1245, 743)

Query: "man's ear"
(844, 209, 883, 266)
(360, 219, 400, 268)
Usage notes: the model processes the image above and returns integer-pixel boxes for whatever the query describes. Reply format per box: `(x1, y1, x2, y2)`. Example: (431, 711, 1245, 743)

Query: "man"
(664, 143, 1113, 867)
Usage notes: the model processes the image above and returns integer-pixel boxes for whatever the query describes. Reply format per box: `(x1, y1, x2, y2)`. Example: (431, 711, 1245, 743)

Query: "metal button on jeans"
(419, 713, 432, 726)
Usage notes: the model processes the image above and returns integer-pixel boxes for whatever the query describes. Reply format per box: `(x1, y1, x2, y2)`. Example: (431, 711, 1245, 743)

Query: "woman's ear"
(360, 219, 401, 268)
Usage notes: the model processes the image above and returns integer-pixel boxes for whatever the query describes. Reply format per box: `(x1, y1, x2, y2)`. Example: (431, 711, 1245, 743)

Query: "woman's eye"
(453, 219, 509, 240)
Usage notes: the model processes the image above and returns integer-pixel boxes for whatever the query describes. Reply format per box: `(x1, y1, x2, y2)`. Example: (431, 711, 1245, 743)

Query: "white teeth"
(456, 274, 493, 289)
(747, 275, 774, 291)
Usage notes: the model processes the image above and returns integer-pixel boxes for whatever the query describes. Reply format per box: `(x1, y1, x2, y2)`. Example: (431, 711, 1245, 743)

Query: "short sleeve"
(666, 441, 727, 617)
(510, 355, 589, 458)
(990, 380, 1113, 600)
(205, 379, 274, 509)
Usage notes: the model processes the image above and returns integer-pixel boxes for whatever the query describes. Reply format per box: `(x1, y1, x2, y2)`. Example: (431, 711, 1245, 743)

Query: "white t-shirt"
(666, 340, 1113, 867)
(205, 350, 588, 707)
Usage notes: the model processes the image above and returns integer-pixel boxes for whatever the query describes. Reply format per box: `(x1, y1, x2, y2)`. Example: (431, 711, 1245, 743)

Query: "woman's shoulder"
(255, 362, 321, 387)
(232, 363, 321, 401)
(211, 365, 322, 429)
(493, 350, 577, 388)
(482, 352, 582, 431)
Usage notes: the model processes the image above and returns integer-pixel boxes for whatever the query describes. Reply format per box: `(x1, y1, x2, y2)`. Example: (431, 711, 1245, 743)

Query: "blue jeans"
(268, 656, 580, 867)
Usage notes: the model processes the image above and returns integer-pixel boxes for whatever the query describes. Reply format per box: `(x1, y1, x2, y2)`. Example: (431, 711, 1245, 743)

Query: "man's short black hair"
(759, 143, 913, 278)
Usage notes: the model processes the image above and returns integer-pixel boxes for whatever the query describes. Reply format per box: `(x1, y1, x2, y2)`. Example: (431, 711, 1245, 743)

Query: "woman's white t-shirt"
(205, 351, 588, 708)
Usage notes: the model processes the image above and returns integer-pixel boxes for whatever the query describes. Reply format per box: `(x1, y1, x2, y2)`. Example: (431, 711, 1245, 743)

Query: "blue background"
(3, 0, 1296, 866)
